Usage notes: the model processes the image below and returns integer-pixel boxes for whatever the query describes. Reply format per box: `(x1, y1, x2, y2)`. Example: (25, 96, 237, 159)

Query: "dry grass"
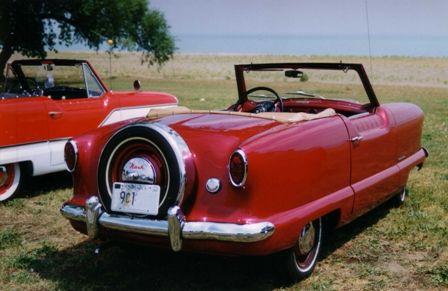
(1, 52, 447, 290)
(10, 51, 447, 88)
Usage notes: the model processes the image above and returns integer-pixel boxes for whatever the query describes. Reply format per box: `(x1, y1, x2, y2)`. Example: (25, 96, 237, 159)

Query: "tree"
(0, 0, 175, 76)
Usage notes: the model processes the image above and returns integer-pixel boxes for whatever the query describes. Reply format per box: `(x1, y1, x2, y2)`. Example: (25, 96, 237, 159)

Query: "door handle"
(48, 111, 63, 118)
(350, 135, 363, 143)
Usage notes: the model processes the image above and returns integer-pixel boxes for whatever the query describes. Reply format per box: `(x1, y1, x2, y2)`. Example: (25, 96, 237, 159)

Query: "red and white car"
(0, 59, 177, 201)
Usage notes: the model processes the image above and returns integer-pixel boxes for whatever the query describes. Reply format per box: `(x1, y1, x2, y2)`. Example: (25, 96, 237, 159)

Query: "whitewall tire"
(279, 217, 323, 282)
(0, 163, 23, 202)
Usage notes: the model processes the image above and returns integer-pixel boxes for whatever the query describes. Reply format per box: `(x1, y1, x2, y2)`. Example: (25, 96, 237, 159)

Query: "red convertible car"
(0, 59, 178, 201)
(61, 62, 427, 281)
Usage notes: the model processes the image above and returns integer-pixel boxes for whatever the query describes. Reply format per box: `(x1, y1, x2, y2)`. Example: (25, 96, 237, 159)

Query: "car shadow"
(23, 171, 72, 198)
(18, 199, 397, 290)
(320, 198, 396, 261)
(18, 240, 280, 290)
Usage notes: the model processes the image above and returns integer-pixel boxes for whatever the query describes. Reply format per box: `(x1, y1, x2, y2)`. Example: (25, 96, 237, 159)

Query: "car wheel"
(280, 217, 322, 282)
(392, 187, 407, 207)
(0, 163, 23, 202)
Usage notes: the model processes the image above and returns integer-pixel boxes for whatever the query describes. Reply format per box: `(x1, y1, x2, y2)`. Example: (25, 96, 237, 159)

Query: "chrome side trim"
(60, 202, 275, 249)
(0, 137, 71, 150)
(0, 140, 68, 176)
(398, 155, 407, 162)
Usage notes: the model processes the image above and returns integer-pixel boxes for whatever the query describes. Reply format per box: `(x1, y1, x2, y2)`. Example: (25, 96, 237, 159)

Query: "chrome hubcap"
(0, 166, 7, 187)
(122, 157, 156, 184)
(298, 222, 316, 255)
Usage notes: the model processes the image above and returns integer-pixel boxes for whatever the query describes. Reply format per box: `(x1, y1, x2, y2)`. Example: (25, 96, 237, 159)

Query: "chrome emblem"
(206, 178, 221, 193)
(122, 158, 156, 184)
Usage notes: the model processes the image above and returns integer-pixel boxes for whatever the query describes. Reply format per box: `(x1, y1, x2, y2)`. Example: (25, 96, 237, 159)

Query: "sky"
(149, 0, 448, 37)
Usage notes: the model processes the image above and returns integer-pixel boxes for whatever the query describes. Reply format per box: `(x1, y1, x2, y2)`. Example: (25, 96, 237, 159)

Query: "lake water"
(174, 34, 448, 57)
(64, 34, 448, 57)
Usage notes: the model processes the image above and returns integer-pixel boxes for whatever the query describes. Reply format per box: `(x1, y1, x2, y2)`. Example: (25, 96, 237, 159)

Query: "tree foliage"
(0, 0, 175, 75)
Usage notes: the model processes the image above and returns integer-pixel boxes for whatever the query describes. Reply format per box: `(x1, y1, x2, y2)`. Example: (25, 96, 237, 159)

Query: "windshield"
(2, 61, 104, 99)
(244, 68, 369, 104)
(4, 63, 85, 92)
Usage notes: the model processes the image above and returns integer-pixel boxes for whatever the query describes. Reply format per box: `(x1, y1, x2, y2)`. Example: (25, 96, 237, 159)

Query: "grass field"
(1, 52, 447, 290)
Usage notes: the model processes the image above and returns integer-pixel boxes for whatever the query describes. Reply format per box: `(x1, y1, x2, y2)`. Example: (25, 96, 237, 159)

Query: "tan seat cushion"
(147, 106, 336, 123)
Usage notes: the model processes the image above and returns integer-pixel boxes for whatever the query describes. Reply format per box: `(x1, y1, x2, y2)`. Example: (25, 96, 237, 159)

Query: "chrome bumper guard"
(60, 196, 275, 252)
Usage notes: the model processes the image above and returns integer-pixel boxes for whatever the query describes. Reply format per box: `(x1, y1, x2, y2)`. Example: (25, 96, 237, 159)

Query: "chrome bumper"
(60, 196, 275, 252)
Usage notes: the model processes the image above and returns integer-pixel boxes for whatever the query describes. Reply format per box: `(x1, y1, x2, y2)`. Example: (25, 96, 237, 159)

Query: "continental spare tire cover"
(98, 123, 189, 218)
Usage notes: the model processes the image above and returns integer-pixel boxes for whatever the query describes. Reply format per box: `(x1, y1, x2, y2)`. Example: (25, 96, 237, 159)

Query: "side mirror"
(133, 80, 141, 91)
(43, 63, 54, 71)
(285, 70, 303, 78)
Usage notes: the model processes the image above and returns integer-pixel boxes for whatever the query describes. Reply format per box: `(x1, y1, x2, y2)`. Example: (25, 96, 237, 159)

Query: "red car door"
(45, 96, 109, 139)
(0, 97, 49, 147)
(44, 94, 116, 166)
(342, 107, 399, 216)
(0, 99, 18, 147)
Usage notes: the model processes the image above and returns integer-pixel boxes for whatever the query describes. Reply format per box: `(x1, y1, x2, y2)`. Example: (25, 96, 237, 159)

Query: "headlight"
(64, 140, 78, 172)
(228, 149, 248, 187)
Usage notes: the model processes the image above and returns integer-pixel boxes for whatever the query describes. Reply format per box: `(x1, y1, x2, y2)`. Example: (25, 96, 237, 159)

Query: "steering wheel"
(24, 77, 38, 89)
(244, 86, 284, 112)
(20, 77, 42, 96)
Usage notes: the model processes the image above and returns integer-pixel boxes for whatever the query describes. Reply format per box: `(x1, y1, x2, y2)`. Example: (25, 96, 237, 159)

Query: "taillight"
(228, 149, 248, 187)
(64, 140, 78, 172)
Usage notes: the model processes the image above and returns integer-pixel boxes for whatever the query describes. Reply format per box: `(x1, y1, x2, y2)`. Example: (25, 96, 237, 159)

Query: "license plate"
(111, 182, 160, 215)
